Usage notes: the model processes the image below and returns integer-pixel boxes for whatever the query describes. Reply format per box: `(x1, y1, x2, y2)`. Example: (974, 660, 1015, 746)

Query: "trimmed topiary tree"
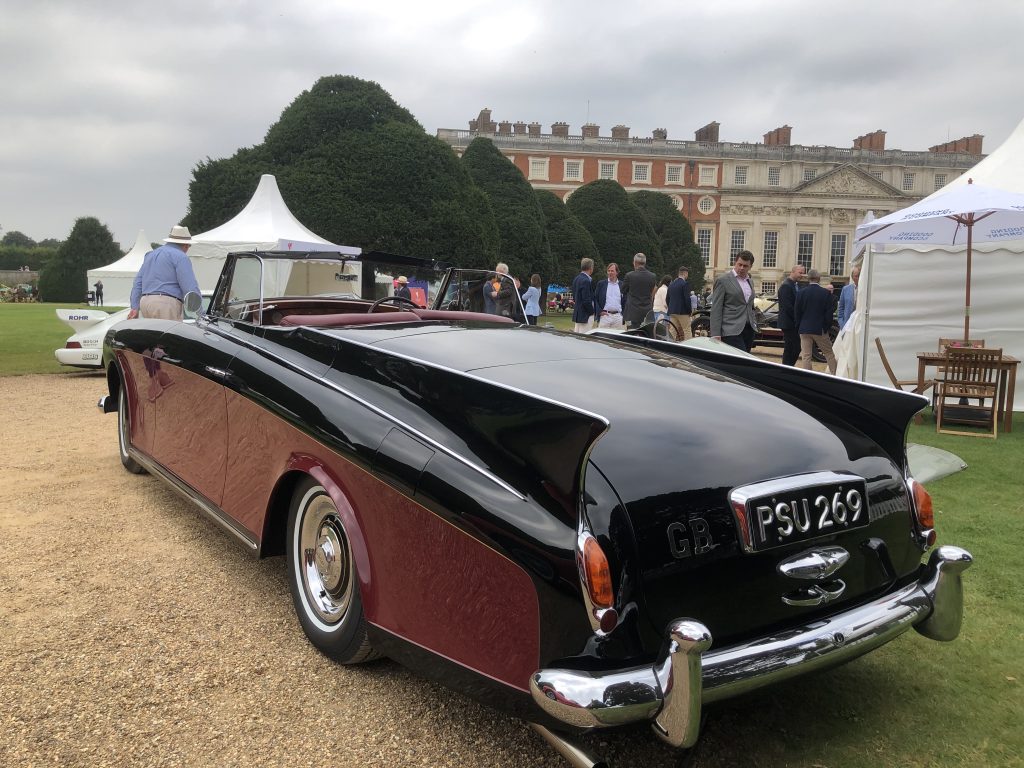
(535, 190, 599, 287)
(460, 137, 554, 280)
(184, 75, 498, 269)
(630, 191, 706, 291)
(565, 180, 661, 275)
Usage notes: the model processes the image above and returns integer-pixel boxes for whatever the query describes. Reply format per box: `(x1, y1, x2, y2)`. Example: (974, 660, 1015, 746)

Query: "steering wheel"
(367, 295, 420, 313)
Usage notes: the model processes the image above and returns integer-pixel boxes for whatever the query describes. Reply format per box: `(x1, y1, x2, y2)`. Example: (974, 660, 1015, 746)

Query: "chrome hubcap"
(299, 494, 353, 625)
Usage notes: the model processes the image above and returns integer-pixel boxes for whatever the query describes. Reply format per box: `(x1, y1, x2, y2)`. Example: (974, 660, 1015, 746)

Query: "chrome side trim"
(127, 446, 259, 553)
(531, 545, 972, 747)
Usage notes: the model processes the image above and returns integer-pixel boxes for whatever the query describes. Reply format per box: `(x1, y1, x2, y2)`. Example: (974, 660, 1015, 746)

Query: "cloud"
(0, 0, 1020, 246)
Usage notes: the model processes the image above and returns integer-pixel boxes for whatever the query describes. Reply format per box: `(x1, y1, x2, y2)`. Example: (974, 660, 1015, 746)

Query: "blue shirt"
(523, 286, 541, 316)
(130, 244, 201, 310)
(837, 282, 856, 328)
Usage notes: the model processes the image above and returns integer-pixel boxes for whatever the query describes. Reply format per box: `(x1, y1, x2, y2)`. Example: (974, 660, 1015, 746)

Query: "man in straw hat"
(129, 224, 201, 320)
(395, 275, 412, 302)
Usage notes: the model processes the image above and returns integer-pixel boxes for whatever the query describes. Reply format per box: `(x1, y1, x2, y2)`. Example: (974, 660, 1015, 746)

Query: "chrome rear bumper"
(531, 545, 972, 748)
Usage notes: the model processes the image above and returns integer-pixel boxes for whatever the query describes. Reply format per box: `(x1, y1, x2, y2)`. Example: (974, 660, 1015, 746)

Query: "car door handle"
(204, 366, 231, 379)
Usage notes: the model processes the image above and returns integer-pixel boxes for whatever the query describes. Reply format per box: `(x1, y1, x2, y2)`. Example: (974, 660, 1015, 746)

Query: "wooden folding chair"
(935, 347, 1002, 438)
(875, 337, 935, 395)
(875, 337, 934, 424)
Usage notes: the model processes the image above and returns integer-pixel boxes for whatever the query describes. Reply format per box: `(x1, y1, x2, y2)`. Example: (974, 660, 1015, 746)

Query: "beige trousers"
(140, 294, 183, 320)
(799, 333, 837, 374)
(670, 314, 693, 341)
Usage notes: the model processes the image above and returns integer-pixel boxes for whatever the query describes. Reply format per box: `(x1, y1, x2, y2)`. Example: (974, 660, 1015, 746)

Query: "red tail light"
(65, 341, 82, 349)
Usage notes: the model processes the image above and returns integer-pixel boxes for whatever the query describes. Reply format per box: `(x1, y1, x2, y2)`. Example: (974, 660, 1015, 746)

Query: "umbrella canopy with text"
(855, 181, 1024, 340)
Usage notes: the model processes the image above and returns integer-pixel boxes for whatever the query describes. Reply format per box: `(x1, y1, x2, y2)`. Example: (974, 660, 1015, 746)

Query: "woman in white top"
(652, 275, 671, 323)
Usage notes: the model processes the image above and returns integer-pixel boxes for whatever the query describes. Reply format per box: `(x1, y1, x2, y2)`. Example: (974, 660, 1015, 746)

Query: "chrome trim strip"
(127, 446, 259, 552)
(199, 322, 611, 502)
(531, 545, 972, 746)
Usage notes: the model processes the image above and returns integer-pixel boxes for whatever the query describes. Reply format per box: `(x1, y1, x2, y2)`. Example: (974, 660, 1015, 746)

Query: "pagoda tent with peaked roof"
(848, 116, 1024, 408)
(86, 230, 152, 307)
(188, 174, 360, 290)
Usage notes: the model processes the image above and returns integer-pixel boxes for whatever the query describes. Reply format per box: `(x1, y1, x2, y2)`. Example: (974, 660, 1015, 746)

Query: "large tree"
(534, 190, 599, 287)
(184, 76, 498, 268)
(565, 180, 661, 274)
(2, 231, 36, 248)
(38, 217, 120, 302)
(460, 137, 553, 280)
(630, 191, 706, 291)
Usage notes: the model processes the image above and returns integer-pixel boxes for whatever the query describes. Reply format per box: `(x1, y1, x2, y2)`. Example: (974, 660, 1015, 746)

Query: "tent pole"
(859, 243, 873, 382)
(964, 219, 973, 341)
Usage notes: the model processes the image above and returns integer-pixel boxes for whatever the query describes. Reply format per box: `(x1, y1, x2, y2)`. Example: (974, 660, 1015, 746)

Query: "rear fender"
(600, 334, 925, 473)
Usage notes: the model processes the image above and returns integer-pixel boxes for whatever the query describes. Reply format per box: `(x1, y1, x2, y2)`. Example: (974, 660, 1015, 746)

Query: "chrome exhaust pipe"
(530, 724, 607, 768)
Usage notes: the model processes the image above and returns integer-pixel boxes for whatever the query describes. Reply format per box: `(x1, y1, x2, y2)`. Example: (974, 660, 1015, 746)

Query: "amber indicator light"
(583, 536, 613, 608)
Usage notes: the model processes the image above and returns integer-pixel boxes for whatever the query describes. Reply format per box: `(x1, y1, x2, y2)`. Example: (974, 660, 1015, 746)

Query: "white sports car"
(55, 308, 129, 368)
(55, 294, 211, 368)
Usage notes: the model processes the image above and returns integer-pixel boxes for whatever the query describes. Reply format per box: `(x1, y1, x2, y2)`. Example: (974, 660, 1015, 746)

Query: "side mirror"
(183, 291, 203, 319)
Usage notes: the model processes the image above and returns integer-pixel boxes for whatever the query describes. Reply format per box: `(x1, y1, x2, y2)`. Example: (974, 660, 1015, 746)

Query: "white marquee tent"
(189, 174, 360, 290)
(86, 230, 152, 307)
(850, 116, 1024, 410)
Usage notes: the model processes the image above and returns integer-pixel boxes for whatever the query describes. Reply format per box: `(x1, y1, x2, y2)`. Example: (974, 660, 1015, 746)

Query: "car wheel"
(691, 316, 711, 337)
(287, 477, 379, 664)
(117, 384, 145, 474)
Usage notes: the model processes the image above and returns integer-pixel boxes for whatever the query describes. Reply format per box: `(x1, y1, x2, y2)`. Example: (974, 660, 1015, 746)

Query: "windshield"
(216, 255, 446, 316)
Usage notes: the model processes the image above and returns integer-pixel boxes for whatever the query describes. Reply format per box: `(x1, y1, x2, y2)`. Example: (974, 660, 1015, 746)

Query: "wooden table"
(917, 351, 1020, 433)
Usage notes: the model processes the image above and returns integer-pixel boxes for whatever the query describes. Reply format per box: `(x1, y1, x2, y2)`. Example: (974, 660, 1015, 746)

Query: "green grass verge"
(0, 302, 124, 375)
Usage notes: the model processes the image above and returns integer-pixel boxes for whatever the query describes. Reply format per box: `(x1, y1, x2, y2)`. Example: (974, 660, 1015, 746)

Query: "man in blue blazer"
(794, 269, 838, 373)
(571, 258, 596, 333)
(666, 266, 693, 340)
(594, 262, 624, 329)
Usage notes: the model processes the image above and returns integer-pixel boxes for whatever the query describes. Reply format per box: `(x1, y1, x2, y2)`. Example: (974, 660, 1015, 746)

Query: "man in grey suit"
(621, 252, 657, 329)
(710, 250, 758, 352)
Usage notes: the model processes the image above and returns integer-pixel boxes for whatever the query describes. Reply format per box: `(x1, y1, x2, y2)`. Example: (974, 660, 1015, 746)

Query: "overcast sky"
(2, 0, 1021, 249)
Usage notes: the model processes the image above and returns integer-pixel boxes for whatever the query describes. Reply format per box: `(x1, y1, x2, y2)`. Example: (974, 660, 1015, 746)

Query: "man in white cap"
(129, 225, 201, 320)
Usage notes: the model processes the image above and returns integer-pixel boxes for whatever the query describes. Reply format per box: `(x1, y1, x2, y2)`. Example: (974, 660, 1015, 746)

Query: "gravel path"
(0, 374, 697, 768)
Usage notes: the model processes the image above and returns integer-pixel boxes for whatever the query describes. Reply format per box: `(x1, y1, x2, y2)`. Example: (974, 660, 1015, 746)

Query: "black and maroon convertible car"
(99, 251, 971, 766)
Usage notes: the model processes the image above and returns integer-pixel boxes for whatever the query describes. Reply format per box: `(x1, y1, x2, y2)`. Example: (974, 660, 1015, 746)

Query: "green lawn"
(2, 303, 1020, 766)
(0, 302, 124, 375)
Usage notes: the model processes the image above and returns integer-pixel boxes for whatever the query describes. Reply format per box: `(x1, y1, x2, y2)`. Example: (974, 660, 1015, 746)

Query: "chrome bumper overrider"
(531, 545, 972, 748)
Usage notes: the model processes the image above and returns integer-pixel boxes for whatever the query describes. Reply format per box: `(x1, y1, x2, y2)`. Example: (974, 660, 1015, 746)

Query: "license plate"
(729, 472, 869, 553)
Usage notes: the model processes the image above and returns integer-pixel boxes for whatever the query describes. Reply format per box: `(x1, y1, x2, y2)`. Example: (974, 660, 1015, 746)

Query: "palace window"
(563, 159, 583, 182)
(632, 162, 652, 184)
(529, 157, 549, 181)
(802, 168, 818, 182)
(760, 280, 777, 296)
(730, 230, 746, 259)
(829, 234, 847, 276)
(665, 164, 683, 185)
(696, 228, 713, 267)
(699, 165, 717, 186)
(599, 161, 617, 180)
(734, 166, 748, 185)
(762, 231, 779, 269)
(797, 233, 814, 270)
(870, 170, 884, 181)
(934, 173, 947, 190)
(768, 167, 781, 186)
(902, 172, 916, 191)
(697, 196, 716, 215)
